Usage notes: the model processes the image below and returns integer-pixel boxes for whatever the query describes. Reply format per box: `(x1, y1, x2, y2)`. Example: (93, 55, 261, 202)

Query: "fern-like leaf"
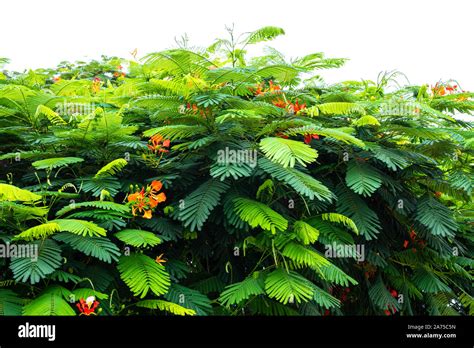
(135, 299, 195, 316)
(234, 197, 288, 233)
(115, 229, 162, 248)
(94, 159, 128, 178)
(118, 253, 171, 298)
(219, 274, 265, 307)
(264, 269, 314, 305)
(175, 179, 229, 232)
(260, 137, 318, 168)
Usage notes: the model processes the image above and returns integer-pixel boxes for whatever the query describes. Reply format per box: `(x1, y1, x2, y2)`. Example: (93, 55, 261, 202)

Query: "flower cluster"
(254, 80, 282, 95)
(76, 296, 100, 316)
(148, 134, 170, 154)
(128, 180, 166, 219)
(273, 98, 306, 114)
(431, 82, 462, 97)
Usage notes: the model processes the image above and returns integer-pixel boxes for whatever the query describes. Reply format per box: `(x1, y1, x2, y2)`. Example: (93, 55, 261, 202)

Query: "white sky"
(1, 0, 473, 90)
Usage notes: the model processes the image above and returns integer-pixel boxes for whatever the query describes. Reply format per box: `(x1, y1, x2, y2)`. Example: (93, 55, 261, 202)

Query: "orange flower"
(155, 253, 166, 265)
(272, 99, 287, 108)
(148, 134, 171, 154)
(291, 100, 306, 113)
(128, 187, 145, 203)
(254, 81, 282, 96)
(268, 80, 281, 92)
(128, 181, 166, 219)
(149, 180, 167, 204)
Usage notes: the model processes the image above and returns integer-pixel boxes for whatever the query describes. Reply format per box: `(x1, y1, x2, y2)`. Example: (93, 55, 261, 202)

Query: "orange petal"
(128, 192, 139, 202)
(143, 209, 152, 219)
(148, 198, 158, 208)
(150, 180, 162, 192)
(153, 192, 166, 203)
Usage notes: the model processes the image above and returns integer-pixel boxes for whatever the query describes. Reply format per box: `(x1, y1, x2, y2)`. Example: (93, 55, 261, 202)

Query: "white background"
(1, 0, 473, 90)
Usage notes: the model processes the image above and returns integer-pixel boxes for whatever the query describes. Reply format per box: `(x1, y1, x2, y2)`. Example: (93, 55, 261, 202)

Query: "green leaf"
(219, 275, 265, 307)
(165, 284, 213, 315)
(115, 229, 162, 248)
(336, 185, 381, 240)
(10, 240, 62, 284)
(258, 158, 333, 201)
(353, 115, 380, 127)
(143, 125, 207, 141)
(416, 195, 457, 237)
(368, 276, 400, 312)
(233, 197, 288, 233)
(17, 219, 107, 241)
(32, 157, 84, 170)
(246, 26, 285, 44)
(281, 242, 329, 268)
(0, 184, 41, 202)
(264, 269, 314, 305)
(345, 160, 382, 197)
(320, 213, 358, 235)
(317, 263, 358, 287)
(412, 269, 452, 293)
(260, 137, 318, 168)
(118, 253, 171, 298)
(56, 201, 130, 217)
(23, 293, 75, 316)
(135, 299, 195, 316)
(312, 285, 341, 309)
(176, 179, 229, 232)
(316, 102, 365, 115)
(94, 158, 128, 178)
(53, 232, 121, 263)
(0, 290, 24, 315)
(293, 220, 320, 245)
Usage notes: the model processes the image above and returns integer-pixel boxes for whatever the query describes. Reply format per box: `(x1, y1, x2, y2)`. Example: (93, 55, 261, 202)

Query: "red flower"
(76, 296, 99, 316)
(390, 289, 398, 298)
(291, 100, 306, 113)
(403, 240, 409, 249)
(304, 134, 319, 144)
